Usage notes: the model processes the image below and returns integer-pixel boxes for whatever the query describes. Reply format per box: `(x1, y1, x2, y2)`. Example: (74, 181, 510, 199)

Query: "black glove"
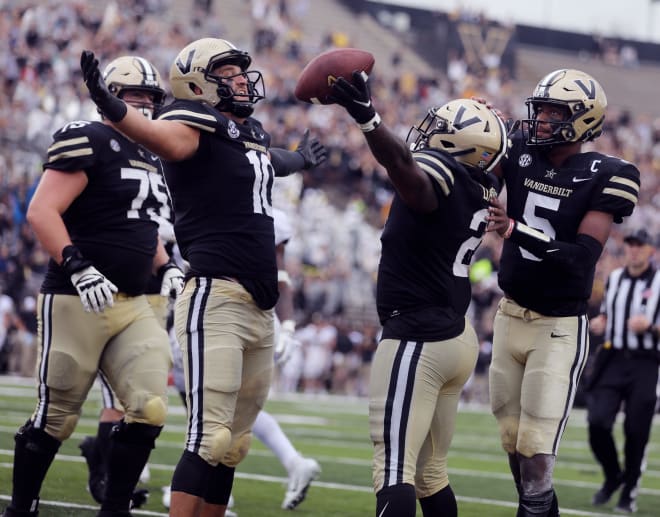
(329, 70, 381, 131)
(296, 129, 327, 169)
(80, 50, 127, 123)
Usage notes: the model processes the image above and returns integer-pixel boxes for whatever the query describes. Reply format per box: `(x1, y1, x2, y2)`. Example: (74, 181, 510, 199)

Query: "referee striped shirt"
(600, 265, 660, 352)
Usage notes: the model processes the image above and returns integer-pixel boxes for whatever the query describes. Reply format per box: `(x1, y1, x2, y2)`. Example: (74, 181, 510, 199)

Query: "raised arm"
(330, 71, 438, 212)
(80, 50, 198, 162)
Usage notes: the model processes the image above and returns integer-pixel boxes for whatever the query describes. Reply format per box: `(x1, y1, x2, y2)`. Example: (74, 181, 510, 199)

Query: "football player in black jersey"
(486, 69, 641, 517)
(80, 38, 326, 517)
(329, 71, 508, 517)
(2, 56, 182, 517)
(79, 201, 182, 509)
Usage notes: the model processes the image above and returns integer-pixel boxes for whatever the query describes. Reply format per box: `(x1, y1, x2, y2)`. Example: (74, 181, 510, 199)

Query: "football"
(294, 48, 375, 105)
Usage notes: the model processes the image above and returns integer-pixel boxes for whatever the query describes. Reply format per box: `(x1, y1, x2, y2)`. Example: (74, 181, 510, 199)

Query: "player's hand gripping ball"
(294, 48, 375, 105)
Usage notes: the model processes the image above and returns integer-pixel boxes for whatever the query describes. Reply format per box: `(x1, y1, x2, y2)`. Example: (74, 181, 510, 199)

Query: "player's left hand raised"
(296, 129, 327, 169)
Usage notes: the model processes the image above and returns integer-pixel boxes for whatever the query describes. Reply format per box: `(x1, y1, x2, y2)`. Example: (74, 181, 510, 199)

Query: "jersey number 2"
(453, 208, 488, 277)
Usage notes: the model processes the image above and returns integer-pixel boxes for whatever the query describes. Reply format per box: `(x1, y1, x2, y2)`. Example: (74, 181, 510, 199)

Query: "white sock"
(253, 410, 300, 473)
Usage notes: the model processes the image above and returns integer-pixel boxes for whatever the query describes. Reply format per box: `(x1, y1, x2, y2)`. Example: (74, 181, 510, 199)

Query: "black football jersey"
(41, 120, 165, 295)
(377, 149, 498, 341)
(158, 100, 278, 310)
(499, 134, 640, 316)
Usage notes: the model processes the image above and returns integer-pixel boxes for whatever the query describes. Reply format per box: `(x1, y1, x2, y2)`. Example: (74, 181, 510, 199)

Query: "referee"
(586, 228, 659, 513)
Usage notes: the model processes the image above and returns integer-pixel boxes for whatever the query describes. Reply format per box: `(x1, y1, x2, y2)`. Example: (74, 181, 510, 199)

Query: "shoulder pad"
(157, 99, 220, 133)
(413, 148, 459, 197)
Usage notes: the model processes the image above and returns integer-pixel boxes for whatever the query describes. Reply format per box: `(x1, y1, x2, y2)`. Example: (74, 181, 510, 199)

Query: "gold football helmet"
(103, 56, 164, 119)
(524, 68, 607, 146)
(169, 37, 265, 117)
(407, 99, 508, 172)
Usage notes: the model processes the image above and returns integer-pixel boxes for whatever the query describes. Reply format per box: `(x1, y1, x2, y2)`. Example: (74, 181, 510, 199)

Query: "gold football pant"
(489, 297, 589, 457)
(369, 319, 479, 498)
(33, 293, 171, 441)
(175, 277, 274, 467)
(99, 293, 171, 411)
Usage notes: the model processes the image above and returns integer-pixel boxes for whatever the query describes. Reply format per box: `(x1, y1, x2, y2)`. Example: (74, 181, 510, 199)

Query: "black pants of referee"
(587, 349, 659, 498)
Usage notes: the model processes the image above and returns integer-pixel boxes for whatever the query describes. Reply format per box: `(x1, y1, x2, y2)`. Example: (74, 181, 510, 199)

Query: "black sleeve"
(508, 222, 603, 275)
(269, 148, 305, 177)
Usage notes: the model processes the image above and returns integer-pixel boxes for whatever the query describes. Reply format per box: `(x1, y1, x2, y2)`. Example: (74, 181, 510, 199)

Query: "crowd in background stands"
(1, 0, 659, 402)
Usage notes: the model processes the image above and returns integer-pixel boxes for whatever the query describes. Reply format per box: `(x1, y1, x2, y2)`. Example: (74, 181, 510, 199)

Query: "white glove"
(70, 266, 118, 313)
(160, 264, 184, 298)
(274, 319, 300, 365)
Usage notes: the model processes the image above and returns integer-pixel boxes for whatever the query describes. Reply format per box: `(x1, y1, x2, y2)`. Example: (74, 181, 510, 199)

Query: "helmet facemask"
(205, 58, 265, 118)
(523, 69, 607, 147)
(170, 39, 265, 117)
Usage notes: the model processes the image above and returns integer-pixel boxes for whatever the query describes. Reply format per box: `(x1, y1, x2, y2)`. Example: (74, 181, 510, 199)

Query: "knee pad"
(54, 413, 81, 441)
(125, 393, 167, 427)
(517, 428, 547, 458)
(207, 426, 232, 465)
(222, 432, 252, 468)
(497, 415, 519, 454)
(46, 350, 82, 391)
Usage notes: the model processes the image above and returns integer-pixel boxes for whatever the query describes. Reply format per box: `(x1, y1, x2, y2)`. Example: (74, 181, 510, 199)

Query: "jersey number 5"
(521, 192, 559, 261)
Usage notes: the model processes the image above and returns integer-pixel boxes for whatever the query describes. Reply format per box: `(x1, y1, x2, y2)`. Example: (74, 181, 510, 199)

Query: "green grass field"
(1, 375, 660, 516)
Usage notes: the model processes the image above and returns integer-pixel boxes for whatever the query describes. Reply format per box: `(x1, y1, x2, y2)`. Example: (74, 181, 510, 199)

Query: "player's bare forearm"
(364, 125, 437, 211)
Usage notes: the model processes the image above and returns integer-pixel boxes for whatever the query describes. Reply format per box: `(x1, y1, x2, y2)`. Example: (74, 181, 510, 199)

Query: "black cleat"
(79, 436, 107, 504)
(130, 488, 149, 509)
(614, 491, 638, 513)
(592, 475, 623, 506)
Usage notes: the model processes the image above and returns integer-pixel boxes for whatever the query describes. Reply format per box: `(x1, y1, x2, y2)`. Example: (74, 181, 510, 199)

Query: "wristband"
(102, 97, 128, 123)
(359, 112, 382, 133)
(277, 270, 292, 286)
(502, 219, 515, 239)
(61, 245, 92, 275)
(157, 258, 180, 280)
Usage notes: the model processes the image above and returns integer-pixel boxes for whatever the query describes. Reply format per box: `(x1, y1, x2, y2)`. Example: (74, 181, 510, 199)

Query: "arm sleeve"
(508, 221, 603, 274)
(269, 148, 305, 177)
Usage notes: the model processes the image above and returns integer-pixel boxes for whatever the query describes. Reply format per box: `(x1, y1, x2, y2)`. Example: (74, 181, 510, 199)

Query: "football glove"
(329, 70, 381, 132)
(274, 319, 300, 365)
(62, 245, 118, 313)
(159, 262, 185, 298)
(70, 266, 118, 313)
(80, 50, 128, 123)
(296, 129, 327, 169)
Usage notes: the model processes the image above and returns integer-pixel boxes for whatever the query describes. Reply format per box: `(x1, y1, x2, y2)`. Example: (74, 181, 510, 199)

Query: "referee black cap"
(623, 228, 653, 246)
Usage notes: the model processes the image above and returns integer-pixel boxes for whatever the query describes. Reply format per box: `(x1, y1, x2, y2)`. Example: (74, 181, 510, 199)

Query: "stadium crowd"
(1, 0, 659, 402)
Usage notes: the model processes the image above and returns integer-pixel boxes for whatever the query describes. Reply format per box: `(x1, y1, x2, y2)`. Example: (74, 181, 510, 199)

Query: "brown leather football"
(294, 48, 375, 105)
